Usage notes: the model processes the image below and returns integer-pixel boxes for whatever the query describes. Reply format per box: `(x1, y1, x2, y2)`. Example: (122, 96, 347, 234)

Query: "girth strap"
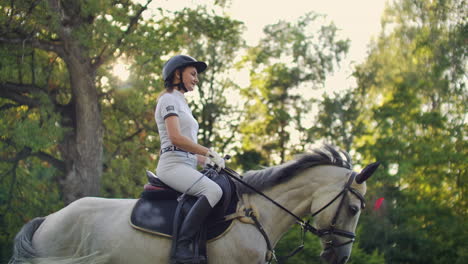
(245, 208, 276, 263)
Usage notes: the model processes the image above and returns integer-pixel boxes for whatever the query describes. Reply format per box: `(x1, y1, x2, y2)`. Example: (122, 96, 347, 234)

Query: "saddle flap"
(203, 169, 235, 215)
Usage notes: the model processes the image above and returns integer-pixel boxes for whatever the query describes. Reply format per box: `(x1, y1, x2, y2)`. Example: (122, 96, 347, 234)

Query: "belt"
(160, 145, 195, 155)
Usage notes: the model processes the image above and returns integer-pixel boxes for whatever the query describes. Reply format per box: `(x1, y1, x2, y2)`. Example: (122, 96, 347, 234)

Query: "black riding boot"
(172, 196, 212, 264)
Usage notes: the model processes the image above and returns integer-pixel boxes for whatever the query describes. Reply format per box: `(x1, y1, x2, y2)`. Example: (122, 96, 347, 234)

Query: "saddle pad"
(130, 182, 238, 241)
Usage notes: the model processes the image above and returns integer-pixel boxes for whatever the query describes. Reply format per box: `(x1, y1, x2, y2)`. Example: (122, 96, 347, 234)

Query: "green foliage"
(349, 243, 385, 264)
(0, 157, 63, 263)
(276, 224, 323, 264)
(359, 190, 468, 264)
(274, 1, 466, 263)
(348, 0, 467, 263)
(239, 12, 350, 164)
(0, 0, 242, 261)
(308, 90, 364, 151)
(275, 225, 385, 264)
(98, 6, 245, 197)
(0, 0, 466, 263)
(170, 7, 245, 152)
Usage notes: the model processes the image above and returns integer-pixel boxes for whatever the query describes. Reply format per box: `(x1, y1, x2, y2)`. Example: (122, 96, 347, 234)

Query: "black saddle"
(130, 169, 238, 241)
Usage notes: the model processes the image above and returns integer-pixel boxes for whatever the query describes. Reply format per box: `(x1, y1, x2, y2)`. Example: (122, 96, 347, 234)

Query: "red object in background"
(374, 197, 384, 210)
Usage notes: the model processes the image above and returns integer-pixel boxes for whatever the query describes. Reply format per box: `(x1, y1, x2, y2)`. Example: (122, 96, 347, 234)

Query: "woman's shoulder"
(157, 91, 178, 103)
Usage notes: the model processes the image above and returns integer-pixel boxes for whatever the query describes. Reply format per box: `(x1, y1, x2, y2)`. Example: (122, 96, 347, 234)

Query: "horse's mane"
(236, 145, 353, 194)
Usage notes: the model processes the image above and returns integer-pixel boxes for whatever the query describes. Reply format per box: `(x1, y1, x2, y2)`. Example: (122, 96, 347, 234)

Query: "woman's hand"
(205, 149, 225, 171)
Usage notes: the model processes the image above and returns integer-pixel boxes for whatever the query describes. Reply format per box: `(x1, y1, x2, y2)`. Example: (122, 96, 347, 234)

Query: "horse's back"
(32, 197, 142, 260)
(28, 197, 261, 263)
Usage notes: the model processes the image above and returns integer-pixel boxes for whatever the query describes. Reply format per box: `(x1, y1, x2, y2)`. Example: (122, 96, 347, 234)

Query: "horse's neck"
(246, 165, 347, 246)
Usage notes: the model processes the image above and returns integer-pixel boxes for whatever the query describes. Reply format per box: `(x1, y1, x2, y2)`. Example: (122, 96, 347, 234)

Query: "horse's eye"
(349, 205, 359, 216)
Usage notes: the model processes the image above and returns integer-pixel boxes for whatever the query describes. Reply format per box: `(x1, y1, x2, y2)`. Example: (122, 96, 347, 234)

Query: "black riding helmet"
(162, 55, 207, 90)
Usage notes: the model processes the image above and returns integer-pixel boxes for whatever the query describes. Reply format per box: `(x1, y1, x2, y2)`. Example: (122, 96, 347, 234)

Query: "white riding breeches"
(156, 151, 222, 207)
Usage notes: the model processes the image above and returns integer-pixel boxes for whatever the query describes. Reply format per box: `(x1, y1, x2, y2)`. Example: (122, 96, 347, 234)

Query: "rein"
(222, 167, 366, 263)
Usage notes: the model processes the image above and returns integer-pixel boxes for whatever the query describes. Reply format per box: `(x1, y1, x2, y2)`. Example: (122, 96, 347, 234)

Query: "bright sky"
(152, 0, 388, 94)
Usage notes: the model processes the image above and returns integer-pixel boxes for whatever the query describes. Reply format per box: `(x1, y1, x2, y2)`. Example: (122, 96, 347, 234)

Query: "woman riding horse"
(9, 145, 379, 264)
(155, 55, 225, 263)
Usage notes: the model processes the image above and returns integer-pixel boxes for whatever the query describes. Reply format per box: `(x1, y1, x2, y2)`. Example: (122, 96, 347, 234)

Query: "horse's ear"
(356, 162, 381, 184)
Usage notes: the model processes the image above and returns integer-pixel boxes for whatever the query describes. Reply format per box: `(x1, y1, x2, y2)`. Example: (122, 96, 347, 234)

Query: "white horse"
(9, 146, 379, 264)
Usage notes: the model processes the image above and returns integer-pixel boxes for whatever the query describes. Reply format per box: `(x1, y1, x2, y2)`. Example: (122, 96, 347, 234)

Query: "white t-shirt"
(155, 90, 199, 149)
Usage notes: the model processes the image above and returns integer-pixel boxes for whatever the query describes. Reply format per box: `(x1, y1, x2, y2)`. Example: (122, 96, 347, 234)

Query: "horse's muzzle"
(320, 248, 349, 264)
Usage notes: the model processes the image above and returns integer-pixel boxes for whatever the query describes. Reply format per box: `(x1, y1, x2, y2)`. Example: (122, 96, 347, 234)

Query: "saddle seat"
(130, 169, 238, 241)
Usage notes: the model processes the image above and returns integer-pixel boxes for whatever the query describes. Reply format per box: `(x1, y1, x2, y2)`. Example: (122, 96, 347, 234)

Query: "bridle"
(223, 168, 366, 263)
(308, 171, 366, 250)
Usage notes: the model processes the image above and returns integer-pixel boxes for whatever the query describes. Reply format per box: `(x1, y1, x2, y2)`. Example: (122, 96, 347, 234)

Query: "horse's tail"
(8, 217, 46, 264)
(9, 216, 110, 264)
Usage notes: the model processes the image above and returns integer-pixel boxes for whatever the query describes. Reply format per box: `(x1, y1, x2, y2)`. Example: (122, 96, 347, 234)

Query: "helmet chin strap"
(174, 69, 188, 92)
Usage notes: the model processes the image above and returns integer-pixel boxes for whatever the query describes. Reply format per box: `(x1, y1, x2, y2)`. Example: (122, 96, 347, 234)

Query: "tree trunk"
(60, 54, 103, 204)
(49, 0, 104, 204)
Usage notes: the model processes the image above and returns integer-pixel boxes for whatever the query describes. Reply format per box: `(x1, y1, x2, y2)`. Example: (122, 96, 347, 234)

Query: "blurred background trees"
(0, 0, 466, 263)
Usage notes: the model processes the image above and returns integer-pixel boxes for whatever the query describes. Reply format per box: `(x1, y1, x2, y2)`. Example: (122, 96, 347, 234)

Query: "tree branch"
(0, 146, 33, 163)
(0, 36, 64, 56)
(27, 0, 44, 16)
(0, 103, 21, 111)
(109, 126, 144, 158)
(0, 81, 74, 131)
(122, 127, 144, 143)
(0, 85, 39, 107)
(0, 142, 65, 172)
(0, 82, 42, 107)
(32, 151, 66, 172)
(92, 0, 153, 69)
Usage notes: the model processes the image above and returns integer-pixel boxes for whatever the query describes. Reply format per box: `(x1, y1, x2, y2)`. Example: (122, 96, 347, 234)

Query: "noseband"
(307, 172, 366, 250)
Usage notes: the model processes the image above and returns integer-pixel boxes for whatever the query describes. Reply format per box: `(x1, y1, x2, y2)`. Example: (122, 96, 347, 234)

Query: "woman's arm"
(165, 115, 209, 155)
